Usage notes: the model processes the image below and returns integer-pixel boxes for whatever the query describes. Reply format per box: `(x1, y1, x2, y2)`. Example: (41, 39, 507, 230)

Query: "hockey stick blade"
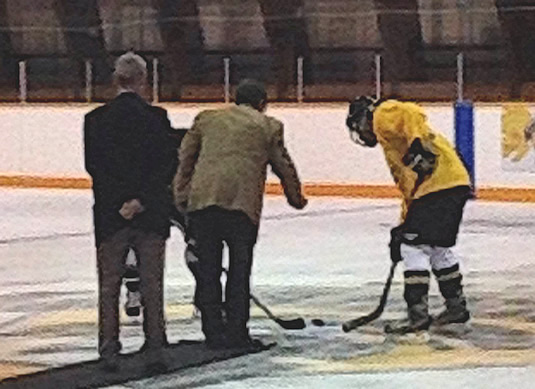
(342, 312, 379, 332)
(342, 262, 397, 333)
(275, 317, 306, 330)
(250, 294, 307, 330)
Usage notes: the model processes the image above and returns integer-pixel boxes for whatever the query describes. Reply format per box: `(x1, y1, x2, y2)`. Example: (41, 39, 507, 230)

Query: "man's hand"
(293, 195, 308, 210)
(174, 200, 188, 216)
(119, 199, 145, 220)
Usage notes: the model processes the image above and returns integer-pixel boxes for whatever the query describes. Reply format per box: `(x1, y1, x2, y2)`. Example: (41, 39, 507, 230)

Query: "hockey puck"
(126, 307, 141, 317)
(311, 319, 325, 327)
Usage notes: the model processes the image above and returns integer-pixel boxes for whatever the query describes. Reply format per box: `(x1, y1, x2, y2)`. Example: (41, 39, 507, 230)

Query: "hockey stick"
(249, 293, 306, 330)
(342, 261, 398, 332)
(171, 216, 318, 330)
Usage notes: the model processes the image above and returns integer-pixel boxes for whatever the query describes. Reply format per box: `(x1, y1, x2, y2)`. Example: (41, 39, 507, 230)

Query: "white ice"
(2, 188, 535, 388)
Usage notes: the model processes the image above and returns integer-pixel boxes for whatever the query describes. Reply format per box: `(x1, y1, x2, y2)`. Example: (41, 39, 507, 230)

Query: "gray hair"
(113, 52, 147, 88)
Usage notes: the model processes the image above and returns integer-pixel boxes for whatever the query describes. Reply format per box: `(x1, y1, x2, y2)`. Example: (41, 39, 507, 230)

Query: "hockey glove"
(389, 225, 404, 263)
(402, 138, 436, 177)
(389, 225, 423, 263)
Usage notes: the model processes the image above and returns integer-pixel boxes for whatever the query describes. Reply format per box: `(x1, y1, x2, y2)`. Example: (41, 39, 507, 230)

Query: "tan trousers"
(97, 227, 166, 357)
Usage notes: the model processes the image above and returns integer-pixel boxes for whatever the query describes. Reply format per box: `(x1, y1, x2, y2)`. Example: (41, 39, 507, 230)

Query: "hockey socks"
(385, 270, 432, 334)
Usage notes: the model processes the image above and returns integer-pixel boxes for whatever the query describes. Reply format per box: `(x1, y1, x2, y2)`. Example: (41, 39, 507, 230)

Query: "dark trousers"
(97, 227, 166, 357)
(188, 207, 258, 342)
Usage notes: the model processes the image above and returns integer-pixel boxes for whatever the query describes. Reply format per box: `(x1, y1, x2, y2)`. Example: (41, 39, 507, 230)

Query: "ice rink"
(2, 188, 535, 388)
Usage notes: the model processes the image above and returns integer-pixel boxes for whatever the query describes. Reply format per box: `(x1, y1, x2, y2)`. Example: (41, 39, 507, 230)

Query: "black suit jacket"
(84, 92, 179, 247)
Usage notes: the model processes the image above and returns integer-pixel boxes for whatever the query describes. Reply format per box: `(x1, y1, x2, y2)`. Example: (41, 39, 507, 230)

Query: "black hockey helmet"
(346, 96, 379, 147)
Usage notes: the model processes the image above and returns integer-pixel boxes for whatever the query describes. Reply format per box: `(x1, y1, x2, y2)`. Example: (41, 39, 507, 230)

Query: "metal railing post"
(224, 57, 230, 104)
(457, 52, 464, 102)
(152, 57, 159, 104)
(19, 60, 27, 103)
(375, 53, 382, 99)
(297, 56, 304, 103)
(85, 59, 93, 103)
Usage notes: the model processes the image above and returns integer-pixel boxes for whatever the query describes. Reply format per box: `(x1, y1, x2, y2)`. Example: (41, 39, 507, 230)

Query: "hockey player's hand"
(119, 199, 145, 220)
(389, 226, 404, 263)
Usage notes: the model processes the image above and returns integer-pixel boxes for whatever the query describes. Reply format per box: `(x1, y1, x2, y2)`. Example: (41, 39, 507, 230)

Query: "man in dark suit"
(84, 52, 176, 370)
(174, 79, 308, 349)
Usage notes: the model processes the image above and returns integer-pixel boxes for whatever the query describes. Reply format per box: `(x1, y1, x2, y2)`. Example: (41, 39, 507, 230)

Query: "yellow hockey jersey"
(373, 100, 470, 220)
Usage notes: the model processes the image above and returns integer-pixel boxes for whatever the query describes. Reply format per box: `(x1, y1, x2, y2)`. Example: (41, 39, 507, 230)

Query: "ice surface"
(197, 366, 535, 389)
(2, 188, 535, 387)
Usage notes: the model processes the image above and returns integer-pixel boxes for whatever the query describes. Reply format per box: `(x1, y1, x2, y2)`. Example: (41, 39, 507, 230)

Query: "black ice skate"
(384, 303, 432, 334)
(433, 296, 470, 326)
(432, 264, 470, 326)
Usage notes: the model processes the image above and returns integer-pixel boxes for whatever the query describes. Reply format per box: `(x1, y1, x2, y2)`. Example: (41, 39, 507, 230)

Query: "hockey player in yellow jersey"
(346, 96, 472, 334)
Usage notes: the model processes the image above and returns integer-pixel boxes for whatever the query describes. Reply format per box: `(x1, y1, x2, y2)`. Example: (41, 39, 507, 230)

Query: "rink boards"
(2, 103, 535, 200)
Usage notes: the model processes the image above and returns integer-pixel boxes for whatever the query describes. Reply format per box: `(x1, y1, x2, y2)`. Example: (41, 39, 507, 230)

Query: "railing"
(0, 44, 529, 103)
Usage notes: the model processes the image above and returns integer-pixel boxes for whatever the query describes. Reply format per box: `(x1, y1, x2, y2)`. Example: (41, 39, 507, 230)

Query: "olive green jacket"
(173, 104, 304, 224)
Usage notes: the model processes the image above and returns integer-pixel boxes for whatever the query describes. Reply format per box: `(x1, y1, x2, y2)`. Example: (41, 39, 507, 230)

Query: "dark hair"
(235, 79, 267, 109)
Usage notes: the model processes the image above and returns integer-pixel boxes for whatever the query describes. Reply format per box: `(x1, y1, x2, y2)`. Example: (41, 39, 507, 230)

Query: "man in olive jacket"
(173, 79, 307, 349)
